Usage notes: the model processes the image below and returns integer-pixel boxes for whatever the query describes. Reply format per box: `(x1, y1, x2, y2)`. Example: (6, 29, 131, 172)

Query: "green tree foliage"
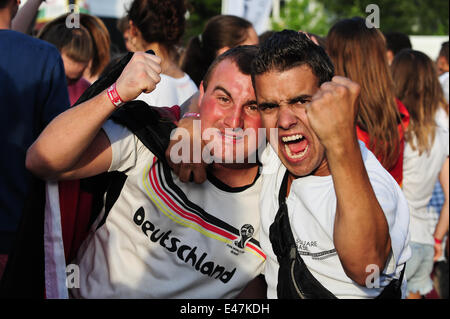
(183, 0, 221, 45)
(271, 0, 330, 36)
(318, 0, 449, 35)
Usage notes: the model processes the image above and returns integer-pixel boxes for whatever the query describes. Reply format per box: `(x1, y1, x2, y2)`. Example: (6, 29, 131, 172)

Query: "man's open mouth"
(281, 134, 309, 159)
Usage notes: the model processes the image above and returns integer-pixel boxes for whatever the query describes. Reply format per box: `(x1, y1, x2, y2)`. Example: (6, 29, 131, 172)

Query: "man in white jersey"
(26, 46, 266, 298)
(250, 30, 411, 298)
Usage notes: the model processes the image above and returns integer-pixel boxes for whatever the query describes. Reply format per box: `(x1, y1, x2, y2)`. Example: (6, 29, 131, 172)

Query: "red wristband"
(182, 112, 200, 119)
(107, 83, 124, 108)
(434, 237, 442, 245)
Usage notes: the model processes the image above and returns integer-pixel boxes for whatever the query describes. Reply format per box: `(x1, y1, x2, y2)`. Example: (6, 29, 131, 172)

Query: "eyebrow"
(287, 94, 313, 104)
(213, 86, 232, 98)
(258, 94, 313, 109)
(213, 86, 257, 106)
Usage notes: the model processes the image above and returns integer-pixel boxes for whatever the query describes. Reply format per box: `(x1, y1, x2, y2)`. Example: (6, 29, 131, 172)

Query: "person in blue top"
(0, 0, 70, 279)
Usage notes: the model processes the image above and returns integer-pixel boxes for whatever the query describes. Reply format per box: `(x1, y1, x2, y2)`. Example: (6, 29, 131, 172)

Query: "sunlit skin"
(254, 65, 330, 184)
(198, 59, 262, 167)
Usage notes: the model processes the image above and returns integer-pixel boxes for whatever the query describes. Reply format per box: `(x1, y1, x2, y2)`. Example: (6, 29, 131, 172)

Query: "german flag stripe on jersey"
(142, 158, 266, 260)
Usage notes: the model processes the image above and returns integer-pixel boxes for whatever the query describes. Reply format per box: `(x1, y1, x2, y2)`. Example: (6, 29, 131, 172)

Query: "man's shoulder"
(0, 30, 60, 59)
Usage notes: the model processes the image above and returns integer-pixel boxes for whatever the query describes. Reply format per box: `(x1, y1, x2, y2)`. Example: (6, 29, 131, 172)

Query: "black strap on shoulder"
(270, 170, 404, 299)
(110, 101, 176, 164)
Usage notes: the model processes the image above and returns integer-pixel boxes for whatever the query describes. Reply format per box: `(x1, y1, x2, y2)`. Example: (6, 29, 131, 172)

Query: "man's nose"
(224, 106, 244, 128)
(277, 106, 298, 130)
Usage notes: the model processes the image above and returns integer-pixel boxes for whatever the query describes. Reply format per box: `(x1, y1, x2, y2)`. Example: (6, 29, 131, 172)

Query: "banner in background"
(222, 0, 273, 34)
(35, 0, 89, 25)
(85, 0, 133, 19)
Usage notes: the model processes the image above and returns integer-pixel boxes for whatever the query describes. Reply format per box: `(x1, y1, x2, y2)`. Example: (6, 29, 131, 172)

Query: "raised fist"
(115, 51, 162, 102)
(306, 76, 361, 151)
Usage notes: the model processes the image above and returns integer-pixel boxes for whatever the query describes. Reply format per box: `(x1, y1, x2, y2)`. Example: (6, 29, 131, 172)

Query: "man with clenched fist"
(251, 30, 411, 299)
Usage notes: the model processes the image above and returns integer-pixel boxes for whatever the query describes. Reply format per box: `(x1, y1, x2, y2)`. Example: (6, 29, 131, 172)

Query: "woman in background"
(126, 0, 197, 107)
(391, 49, 449, 299)
(326, 17, 409, 186)
(181, 14, 259, 87)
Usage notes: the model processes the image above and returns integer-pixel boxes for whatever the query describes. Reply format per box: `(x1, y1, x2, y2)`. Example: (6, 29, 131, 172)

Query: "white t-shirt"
(136, 73, 198, 107)
(259, 142, 411, 299)
(71, 120, 264, 298)
(403, 110, 449, 245)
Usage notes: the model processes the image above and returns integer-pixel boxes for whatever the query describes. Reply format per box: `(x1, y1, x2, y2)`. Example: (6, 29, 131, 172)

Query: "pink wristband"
(107, 83, 124, 107)
(435, 237, 443, 245)
(182, 112, 200, 119)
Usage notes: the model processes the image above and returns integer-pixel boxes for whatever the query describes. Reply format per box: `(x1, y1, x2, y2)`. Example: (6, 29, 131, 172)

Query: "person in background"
(37, 15, 94, 105)
(10, 0, 44, 34)
(437, 41, 449, 77)
(326, 17, 409, 186)
(391, 49, 449, 299)
(79, 13, 111, 84)
(126, 0, 197, 107)
(383, 31, 412, 65)
(0, 0, 70, 280)
(428, 40, 449, 299)
(181, 14, 259, 87)
(116, 15, 133, 52)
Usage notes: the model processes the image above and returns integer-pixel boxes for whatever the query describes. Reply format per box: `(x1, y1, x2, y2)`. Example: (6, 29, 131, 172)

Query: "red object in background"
(356, 99, 410, 186)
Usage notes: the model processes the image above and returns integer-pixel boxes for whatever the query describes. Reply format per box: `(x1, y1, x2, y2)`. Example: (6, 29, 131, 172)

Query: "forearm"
(11, 0, 44, 34)
(433, 157, 449, 241)
(328, 139, 391, 285)
(26, 90, 115, 178)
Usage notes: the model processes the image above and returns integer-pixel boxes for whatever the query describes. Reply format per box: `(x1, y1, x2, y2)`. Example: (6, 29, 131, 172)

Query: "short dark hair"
(251, 30, 334, 87)
(439, 41, 449, 64)
(384, 31, 412, 56)
(202, 45, 259, 90)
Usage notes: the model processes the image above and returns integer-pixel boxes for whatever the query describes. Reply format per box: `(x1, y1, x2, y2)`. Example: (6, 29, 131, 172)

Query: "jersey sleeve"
(102, 119, 145, 173)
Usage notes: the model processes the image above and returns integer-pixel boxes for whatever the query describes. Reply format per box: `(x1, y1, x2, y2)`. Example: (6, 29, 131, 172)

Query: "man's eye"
(259, 104, 277, 111)
(218, 96, 230, 103)
(296, 98, 310, 105)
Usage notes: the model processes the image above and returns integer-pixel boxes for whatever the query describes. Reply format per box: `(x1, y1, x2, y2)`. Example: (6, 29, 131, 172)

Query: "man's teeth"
(282, 134, 303, 142)
(285, 144, 308, 159)
(223, 134, 243, 140)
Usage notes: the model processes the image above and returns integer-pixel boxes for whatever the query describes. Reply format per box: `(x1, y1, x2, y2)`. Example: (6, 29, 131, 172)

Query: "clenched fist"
(115, 51, 162, 103)
(306, 76, 361, 152)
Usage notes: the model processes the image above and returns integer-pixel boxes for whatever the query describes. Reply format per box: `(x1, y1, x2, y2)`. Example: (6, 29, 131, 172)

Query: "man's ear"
(198, 81, 205, 109)
(216, 46, 230, 57)
(386, 50, 394, 66)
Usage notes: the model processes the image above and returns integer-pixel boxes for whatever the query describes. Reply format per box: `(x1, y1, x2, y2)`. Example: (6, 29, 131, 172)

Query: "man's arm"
(307, 76, 391, 286)
(26, 52, 162, 181)
(433, 157, 449, 261)
(11, 0, 44, 34)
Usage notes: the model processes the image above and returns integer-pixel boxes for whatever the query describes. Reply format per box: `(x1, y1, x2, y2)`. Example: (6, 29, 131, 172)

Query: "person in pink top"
(37, 14, 94, 105)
